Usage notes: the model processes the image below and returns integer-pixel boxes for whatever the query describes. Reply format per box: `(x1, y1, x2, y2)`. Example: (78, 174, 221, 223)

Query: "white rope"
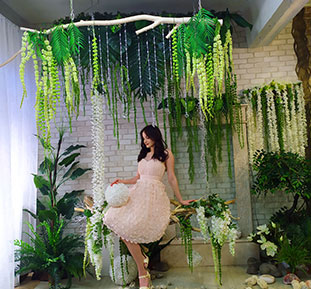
(70, 0, 75, 21)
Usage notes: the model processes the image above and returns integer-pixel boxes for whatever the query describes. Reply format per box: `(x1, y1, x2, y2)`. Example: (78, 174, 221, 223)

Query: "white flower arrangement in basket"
(105, 183, 130, 208)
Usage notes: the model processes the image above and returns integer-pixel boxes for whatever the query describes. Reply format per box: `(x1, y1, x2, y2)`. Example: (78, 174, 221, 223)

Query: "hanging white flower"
(85, 90, 107, 280)
(288, 84, 299, 154)
(210, 210, 231, 247)
(255, 88, 264, 152)
(228, 227, 238, 256)
(295, 84, 307, 156)
(281, 90, 291, 152)
(91, 91, 106, 209)
(196, 206, 210, 243)
(247, 89, 256, 163)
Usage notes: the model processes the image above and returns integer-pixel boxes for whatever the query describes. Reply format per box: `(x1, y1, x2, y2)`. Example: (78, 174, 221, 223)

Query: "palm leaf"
(183, 8, 216, 57)
(51, 25, 70, 65)
(67, 23, 85, 56)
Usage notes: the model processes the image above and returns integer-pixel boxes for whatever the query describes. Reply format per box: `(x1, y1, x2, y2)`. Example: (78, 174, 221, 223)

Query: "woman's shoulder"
(164, 149, 174, 159)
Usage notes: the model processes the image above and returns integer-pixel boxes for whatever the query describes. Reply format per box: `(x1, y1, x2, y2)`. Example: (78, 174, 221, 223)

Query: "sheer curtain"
(0, 14, 37, 289)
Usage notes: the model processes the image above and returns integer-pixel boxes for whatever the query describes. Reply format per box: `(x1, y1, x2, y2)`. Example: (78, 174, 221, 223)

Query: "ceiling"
(1, 0, 251, 27)
(0, 0, 310, 47)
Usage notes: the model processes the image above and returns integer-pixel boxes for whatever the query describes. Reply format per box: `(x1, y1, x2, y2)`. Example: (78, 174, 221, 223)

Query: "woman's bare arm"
(111, 170, 140, 186)
(166, 150, 195, 205)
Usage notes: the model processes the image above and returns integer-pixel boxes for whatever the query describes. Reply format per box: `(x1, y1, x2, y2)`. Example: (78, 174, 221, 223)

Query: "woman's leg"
(121, 238, 150, 287)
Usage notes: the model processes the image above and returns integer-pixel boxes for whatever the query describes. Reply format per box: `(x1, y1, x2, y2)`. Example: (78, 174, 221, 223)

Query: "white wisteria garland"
(245, 82, 307, 163)
(84, 92, 116, 280)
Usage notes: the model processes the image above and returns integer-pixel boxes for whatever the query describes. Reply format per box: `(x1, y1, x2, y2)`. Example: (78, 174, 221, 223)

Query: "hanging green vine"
(20, 9, 251, 181)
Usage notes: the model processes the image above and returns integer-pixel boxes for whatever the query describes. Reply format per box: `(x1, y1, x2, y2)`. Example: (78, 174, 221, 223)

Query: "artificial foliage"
(244, 81, 307, 163)
(249, 150, 311, 272)
(19, 9, 250, 182)
(175, 194, 237, 286)
(15, 219, 85, 289)
(15, 130, 90, 288)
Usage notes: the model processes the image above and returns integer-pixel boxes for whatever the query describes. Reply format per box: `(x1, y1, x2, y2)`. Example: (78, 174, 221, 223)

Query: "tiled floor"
(18, 266, 298, 289)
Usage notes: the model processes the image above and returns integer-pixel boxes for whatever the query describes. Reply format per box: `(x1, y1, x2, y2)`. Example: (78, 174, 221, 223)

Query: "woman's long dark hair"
(138, 125, 168, 162)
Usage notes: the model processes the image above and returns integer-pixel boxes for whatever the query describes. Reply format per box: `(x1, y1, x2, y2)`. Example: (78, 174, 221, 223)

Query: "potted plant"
(15, 128, 91, 288)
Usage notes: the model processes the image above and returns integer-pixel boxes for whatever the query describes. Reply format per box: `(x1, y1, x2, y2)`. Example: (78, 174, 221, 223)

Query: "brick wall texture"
(38, 22, 299, 238)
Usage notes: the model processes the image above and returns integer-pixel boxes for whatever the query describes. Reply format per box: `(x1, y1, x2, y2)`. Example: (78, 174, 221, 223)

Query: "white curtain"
(0, 14, 37, 289)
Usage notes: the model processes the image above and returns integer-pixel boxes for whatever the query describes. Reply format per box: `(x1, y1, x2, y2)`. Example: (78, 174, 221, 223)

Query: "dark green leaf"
(38, 209, 58, 222)
(230, 13, 253, 30)
(23, 209, 38, 219)
(70, 168, 91, 180)
(32, 175, 50, 195)
(61, 144, 86, 156)
(59, 153, 80, 167)
(37, 198, 46, 211)
(83, 209, 92, 218)
(38, 157, 53, 174)
(63, 161, 79, 179)
(57, 190, 83, 219)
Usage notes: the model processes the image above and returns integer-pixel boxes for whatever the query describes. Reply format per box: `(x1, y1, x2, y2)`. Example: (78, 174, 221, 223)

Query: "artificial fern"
(67, 23, 85, 56)
(51, 25, 70, 65)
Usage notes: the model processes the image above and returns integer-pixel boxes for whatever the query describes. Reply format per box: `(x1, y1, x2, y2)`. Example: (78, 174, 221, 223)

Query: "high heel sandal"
(140, 245, 149, 269)
(139, 270, 151, 289)
(142, 250, 149, 269)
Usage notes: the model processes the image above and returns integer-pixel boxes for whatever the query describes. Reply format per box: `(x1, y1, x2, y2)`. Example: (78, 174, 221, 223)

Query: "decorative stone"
(247, 257, 260, 274)
(305, 280, 311, 288)
(167, 281, 172, 286)
(259, 263, 282, 277)
(259, 274, 275, 284)
(109, 255, 137, 285)
(257, 278, 268, 289)
(283, 273, 300, 285)
(129, 281, 136, 288)
(292, 280, 301, 289)
(244, 275, 258, 286)
(156, 285, 167, 289)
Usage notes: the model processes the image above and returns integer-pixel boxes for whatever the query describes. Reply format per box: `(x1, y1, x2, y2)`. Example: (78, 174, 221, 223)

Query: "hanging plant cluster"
(170, 194, 237, 286)
(244, 81, 307, 163)
(19, 9, 250, 181)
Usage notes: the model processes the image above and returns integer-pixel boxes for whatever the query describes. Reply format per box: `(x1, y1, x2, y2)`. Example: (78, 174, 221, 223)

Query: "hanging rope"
(70, 0, 75, 22)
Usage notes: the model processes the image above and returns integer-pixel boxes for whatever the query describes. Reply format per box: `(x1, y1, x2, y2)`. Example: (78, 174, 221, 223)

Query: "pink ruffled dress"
(103, 158, 171, 244)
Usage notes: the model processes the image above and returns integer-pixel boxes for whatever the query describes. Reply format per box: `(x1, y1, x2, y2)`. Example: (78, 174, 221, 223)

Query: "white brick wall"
(37, 21, 298, 239)
(233, 22, 299, 229)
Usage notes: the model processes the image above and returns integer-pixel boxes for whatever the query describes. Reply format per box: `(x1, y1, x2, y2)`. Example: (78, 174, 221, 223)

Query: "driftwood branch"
(1, 15, 222, 68)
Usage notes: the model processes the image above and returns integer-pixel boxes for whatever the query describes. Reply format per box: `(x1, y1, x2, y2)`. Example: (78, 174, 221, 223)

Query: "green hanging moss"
(273, 85, 285, 151)
(140, 98, 148, 126)
(186, 117, 195, 183)
(260, 88, 269, 150)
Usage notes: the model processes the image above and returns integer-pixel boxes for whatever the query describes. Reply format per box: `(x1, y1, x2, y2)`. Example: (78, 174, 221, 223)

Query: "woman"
(103, 125, 195, 289)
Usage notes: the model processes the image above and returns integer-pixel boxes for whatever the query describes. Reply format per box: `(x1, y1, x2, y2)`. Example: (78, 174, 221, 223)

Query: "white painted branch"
(0, 49, 21, 68)
(20, 15, 192, 35)
(166, 24, 181, 39)
(0, 15, 223, 68)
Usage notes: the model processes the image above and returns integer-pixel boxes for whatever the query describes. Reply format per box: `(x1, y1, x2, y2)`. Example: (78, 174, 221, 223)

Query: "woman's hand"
(110, 179, 123, 186)
(179, 199, 196, 206)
